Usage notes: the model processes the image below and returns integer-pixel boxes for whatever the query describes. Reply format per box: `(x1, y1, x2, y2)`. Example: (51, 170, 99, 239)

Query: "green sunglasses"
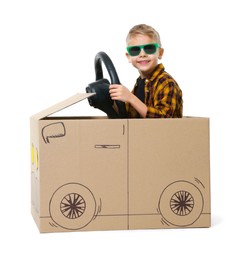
(126, 43, 160, 56)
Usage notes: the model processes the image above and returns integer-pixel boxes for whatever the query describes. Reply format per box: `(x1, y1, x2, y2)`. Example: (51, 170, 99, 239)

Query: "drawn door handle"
(94, 144, 120, 149)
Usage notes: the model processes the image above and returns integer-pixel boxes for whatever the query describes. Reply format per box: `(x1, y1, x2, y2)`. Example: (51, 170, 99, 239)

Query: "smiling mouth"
(138, 60, 150, 65)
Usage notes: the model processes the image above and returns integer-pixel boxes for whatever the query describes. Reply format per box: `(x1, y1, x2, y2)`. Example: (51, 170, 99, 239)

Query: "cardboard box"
(30, 93, 211, 233)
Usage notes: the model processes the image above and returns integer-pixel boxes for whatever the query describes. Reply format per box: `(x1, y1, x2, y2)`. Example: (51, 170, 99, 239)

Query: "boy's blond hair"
(126, 24, 161, 46)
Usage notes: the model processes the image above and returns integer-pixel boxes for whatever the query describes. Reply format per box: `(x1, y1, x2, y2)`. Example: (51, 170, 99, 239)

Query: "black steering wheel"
(86, 52, 127, 119)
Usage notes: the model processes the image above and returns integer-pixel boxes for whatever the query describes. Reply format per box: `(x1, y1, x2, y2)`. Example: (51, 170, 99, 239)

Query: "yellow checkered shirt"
(126, 63, 183, 118)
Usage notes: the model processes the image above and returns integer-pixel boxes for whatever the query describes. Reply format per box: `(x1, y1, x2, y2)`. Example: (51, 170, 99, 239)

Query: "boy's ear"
(158, 48, 164, 59)
(126, 52, 132, 63)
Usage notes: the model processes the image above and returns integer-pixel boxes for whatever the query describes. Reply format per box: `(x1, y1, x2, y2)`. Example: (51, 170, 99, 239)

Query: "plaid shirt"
(126, 63, 183, 118)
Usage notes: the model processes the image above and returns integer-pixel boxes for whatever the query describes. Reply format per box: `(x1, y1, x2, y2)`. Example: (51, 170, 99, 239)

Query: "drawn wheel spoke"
(60, 193, 86, 219)
(170, 190, 194, 216)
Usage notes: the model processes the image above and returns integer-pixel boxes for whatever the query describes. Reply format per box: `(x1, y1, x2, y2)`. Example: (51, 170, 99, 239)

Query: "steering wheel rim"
(95, 52, 120, 83)
(94, 52, 127, 118)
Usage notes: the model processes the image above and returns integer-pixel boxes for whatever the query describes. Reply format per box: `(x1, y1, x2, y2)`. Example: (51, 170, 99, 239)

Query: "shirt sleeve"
(146, 82, 180, 118)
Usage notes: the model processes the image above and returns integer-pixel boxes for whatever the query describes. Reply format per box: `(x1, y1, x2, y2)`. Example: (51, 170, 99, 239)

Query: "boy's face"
(126, 34, 164, 78)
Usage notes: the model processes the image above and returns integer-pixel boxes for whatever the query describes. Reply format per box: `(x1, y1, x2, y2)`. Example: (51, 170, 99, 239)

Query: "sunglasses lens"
(128, 46, 141, 56)
(144, 44, 157, 54)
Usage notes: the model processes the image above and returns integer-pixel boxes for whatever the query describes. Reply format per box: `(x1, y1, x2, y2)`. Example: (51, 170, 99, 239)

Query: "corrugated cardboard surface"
(30, 95, 210, 233)
(128, 118, 210, 229)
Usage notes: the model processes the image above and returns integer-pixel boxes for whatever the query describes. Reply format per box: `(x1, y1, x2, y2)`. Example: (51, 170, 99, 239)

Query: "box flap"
(31, 93, 95, 120)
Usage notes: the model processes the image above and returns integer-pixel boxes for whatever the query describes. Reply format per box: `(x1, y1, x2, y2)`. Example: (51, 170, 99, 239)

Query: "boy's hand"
(109, 84, 132, 103)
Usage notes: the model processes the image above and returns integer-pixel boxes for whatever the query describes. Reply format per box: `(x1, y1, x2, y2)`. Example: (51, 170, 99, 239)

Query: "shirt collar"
(148, 63, 165, 82)
(135, 63, 165, 86)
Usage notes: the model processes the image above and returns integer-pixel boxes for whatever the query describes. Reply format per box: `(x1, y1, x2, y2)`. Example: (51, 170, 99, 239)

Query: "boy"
(109, 24, 183, 118)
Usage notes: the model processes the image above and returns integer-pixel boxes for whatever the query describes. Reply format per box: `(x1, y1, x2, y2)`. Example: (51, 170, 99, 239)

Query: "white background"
(0, 0, 239, 259)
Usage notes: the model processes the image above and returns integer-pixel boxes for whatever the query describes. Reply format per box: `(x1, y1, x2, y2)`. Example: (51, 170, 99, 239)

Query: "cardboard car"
(30, 93, 211, 233)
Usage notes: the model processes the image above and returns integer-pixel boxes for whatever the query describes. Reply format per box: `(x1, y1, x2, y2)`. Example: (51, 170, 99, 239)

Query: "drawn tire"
(49, 183, 96, 230)
(159, 181, 203, 227)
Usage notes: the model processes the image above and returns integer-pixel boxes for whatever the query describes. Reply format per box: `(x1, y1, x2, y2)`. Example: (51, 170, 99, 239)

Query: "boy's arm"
(109, 83, 182, 118)
(128, 93, 147, 118)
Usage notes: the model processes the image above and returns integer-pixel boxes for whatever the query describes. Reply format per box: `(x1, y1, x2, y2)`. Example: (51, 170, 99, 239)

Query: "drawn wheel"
(50, 183, 96, 230)
(159, 181, 203, 227)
